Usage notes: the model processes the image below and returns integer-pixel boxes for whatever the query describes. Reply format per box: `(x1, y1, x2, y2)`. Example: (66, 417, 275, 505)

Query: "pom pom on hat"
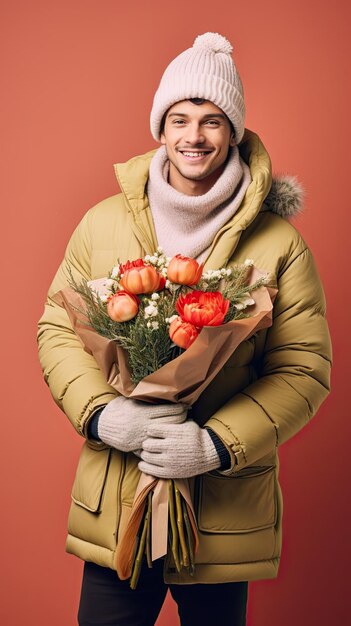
(193, 32, 233, 55)
(150, 32, 246, 143)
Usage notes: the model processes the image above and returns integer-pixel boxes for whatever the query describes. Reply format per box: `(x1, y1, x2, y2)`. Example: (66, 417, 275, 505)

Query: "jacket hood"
(237, 129, 304, 220)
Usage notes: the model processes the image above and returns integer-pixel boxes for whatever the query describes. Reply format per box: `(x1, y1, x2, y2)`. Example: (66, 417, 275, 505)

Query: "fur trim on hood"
(264, 175, 304, 219)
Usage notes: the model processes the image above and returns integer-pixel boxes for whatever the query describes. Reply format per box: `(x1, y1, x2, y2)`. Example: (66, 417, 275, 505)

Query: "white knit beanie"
(150, 32, 246, 144)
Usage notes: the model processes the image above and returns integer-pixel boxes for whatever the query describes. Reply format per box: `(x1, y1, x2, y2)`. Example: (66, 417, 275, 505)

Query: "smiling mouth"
(178, 150, 213, 160)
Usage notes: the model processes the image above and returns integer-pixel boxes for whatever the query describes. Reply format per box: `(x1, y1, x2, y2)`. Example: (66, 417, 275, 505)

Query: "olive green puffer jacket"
(37, 129, 332, 583)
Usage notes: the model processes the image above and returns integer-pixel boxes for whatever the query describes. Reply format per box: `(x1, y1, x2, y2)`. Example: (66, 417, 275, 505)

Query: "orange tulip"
(167, 254, 203, 286)
(107, 291, 139, 322)
(176, 290, 230, 327)
(120, 259, 165, 294)
(169, 317, 199, 349)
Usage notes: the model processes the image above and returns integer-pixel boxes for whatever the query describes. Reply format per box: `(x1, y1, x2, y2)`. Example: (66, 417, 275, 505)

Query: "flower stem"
(168, 480, 181, 572)
(174, 484, 189, 567)
(130, 504, 150, 589)
(146, 491, 153, 569)
(182, 497, 195, 576)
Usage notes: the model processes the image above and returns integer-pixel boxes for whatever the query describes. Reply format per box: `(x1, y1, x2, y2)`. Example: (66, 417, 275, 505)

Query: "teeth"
(182, 152, 208, 157)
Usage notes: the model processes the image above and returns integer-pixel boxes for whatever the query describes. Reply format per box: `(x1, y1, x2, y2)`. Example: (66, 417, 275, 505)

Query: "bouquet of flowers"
(54, 249, 276, 588)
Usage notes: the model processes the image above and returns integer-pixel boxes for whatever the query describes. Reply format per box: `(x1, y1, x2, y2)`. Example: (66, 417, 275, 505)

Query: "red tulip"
(167, 254, 203, 286)
(169, 317, 199, 349)
(107, 291, 139, 322)
(119, 259, 165, 294)
(176, 291, 230, 327)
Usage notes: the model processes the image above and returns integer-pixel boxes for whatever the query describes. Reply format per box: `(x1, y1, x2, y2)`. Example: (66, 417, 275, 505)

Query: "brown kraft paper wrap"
(53, 269, 277, 579)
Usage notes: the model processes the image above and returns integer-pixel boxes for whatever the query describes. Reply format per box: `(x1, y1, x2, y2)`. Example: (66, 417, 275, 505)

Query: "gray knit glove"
(138, 420, 221, 479)
(98, 396, 188, 453)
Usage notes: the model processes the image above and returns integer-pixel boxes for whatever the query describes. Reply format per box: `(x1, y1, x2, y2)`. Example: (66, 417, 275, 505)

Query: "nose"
(184, 122, 205, 145)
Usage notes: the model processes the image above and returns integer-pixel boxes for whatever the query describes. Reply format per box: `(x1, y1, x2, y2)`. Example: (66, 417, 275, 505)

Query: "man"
(37, 32, 332, 626)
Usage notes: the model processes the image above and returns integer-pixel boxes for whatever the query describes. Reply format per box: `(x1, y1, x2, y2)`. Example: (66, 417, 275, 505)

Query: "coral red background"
(1, 1, 349, 624)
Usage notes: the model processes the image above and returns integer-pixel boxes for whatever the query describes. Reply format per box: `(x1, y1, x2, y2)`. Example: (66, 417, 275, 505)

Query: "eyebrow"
(168, 112, 226, 120)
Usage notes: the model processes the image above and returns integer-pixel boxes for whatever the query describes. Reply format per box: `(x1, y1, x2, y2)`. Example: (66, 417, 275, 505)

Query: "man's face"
(160, 100, 235, 193)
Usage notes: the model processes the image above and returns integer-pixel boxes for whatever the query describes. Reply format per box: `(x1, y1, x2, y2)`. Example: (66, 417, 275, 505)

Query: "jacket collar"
(113, 129, 304, 266)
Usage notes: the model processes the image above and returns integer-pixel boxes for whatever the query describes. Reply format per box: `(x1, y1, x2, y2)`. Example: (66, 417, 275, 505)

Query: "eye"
(172, 119, 186, 125)
(205, 120, 220, 126)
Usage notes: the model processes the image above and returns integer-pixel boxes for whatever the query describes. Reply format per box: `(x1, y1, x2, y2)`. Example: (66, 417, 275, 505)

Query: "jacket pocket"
(197, 465, 277, 534)
(71, 441, 111, 513)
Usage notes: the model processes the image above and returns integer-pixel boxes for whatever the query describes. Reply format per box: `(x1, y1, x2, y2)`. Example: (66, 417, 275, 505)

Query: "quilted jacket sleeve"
(37, 209, 117, 437)
(206, 242, 332, 474)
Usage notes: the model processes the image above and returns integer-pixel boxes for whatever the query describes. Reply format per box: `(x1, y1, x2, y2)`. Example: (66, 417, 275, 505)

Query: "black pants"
(78, 559, 248, 626)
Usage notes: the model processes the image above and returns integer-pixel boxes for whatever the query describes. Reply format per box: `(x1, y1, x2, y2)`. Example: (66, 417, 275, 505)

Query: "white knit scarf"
(147, 145, 252, 262)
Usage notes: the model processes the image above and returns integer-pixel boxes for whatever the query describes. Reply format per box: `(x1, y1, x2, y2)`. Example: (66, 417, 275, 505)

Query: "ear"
(160, 133, 166, 145)
(229, 133, 236, 147)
